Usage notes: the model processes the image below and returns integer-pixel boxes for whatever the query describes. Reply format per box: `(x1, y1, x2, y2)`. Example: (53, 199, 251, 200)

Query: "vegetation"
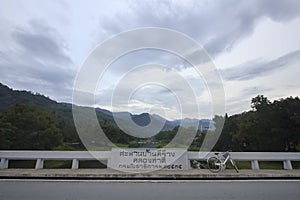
(0, 104, 62, 150)
(0, 83, 299, 152)
(214, 95, 300, 152)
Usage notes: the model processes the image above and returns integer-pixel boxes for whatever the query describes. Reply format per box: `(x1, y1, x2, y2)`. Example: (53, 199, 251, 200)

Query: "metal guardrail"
(1, 151, 299, 170)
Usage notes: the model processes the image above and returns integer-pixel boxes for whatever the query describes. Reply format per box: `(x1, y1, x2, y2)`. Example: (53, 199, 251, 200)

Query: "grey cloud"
(258, 0, 300, 22)
(221, 49, 300, 81)
(241, 87, 272, 98)
(95, 65, 204, 112)
(99, 0, 300, 57)
(0, 20, 75, 102)
(103, 49, 190, 78)
(0, 61, 75, 102)
(11, 20, 71, 65)
(225, 86, 272, 114)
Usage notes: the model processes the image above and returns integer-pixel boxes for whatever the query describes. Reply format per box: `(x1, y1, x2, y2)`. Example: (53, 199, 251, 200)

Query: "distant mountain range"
(96, 107, 215, 131)
(0, 83, 215, 131)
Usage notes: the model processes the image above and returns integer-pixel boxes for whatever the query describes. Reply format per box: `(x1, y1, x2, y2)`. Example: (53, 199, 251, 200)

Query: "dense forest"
(214, 95, 300, 152)
(0, 83, 299, 151)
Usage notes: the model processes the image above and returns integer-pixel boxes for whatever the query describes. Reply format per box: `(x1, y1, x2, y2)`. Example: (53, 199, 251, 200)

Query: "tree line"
(0, 95, 299, 151)
(0, 104, 83, 150)
(214, 95, 300, 152)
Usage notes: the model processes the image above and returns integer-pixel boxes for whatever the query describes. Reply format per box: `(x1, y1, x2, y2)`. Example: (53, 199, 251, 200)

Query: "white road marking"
(0, 179, 299, 183)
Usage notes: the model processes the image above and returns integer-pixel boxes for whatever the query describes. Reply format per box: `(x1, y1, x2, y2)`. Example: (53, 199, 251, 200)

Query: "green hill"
(0, 83, 115, 125)
(0, 83, 117, 150)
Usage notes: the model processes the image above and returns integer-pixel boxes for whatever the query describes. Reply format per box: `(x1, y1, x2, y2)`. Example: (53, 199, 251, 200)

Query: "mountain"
(95, 108, 112, 116)
(162, 118, 215, 131)
(100, 111, 215, 131)
(0, 83, 60, 111)
(0, 83, 114, 125)
(0, 83, 214, 131)
(131, 113, 151, 126)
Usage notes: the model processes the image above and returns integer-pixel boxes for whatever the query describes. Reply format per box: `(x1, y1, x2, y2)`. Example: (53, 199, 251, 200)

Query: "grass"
(79, 160, 106, 169)
(8, 160, 36, 168)
(292, 161, 300, 169)
(259, 161, 283, 169)
(44, 160, 72, 169)
(230, 161, 251, 169)
(114, 143, 129, 148)
(229, 161, 284, 170)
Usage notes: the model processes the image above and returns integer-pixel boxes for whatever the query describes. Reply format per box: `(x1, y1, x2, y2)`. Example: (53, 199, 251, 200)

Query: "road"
(0, 179, 299, 200)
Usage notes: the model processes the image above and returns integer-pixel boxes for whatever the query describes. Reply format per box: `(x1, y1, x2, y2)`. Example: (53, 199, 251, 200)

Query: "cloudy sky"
(1, 0, 300, 120)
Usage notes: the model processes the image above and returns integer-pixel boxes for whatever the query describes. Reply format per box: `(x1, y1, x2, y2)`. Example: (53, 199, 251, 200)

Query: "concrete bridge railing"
(0, 151, 111, 170)
(188, 152, 300, 170)
(1, 151, 300, 170)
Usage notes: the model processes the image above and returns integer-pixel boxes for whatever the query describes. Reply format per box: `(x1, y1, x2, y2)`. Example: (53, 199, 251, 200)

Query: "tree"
(0, 114, 16, 149)
(230, 96, 300, 151)
(214, 114, 237, 151)
(0, 104, 63, 150)
(251, 95, 271, 111)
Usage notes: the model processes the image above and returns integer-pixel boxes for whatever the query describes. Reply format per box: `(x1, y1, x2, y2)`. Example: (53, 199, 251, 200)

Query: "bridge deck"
(1, 169, 300, 179)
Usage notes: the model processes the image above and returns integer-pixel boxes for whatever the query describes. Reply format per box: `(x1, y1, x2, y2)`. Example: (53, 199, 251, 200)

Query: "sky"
(0, 0, 300, 120)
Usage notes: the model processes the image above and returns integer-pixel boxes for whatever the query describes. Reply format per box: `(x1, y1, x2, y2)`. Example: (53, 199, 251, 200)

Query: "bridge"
(1, 150, 299, 170)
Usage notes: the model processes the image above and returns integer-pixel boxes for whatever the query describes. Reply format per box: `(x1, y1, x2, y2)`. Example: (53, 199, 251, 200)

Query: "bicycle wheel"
(230, 158, 239, 173)
(207, 157, 222, 173)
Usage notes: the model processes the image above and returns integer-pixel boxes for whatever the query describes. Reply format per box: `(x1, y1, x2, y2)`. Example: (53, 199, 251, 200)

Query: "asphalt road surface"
(0, 179, 299, 200)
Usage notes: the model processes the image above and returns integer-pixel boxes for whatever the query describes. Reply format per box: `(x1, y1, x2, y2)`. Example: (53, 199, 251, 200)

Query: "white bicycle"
(207, 151, 239, 173)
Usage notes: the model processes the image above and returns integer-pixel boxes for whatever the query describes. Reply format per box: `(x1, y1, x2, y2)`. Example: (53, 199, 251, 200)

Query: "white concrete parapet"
(188, 152, 300, 170)
(0, 151, 299, 170)
(0, 151, 111, 169)
(0, 158, 8, 169)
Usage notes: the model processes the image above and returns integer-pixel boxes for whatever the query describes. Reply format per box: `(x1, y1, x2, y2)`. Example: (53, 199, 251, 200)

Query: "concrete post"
(251, 160, 260, 170)
(35, 158, 44, 169)
(283, 160, 293, 170)
(0, 158, 8, 169)
(72, 159, 79, 169)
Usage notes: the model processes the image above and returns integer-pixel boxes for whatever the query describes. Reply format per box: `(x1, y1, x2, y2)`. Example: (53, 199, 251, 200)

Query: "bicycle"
(191, 160, 208, 169)
(207, 151, 239, 173)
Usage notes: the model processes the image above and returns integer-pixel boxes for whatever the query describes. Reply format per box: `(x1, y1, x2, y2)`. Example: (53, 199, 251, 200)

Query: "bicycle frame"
(215, 152, 230, 170)
(207, 151, 239, 173)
